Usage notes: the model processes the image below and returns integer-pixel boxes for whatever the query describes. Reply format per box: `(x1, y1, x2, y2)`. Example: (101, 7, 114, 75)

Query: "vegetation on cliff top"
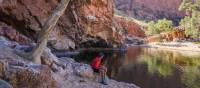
(145, 0, 200, 39)
(179, 0, 200, 38)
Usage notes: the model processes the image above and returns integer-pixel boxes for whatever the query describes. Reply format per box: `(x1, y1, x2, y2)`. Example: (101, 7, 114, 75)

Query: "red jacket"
(91, 56, 101, 69)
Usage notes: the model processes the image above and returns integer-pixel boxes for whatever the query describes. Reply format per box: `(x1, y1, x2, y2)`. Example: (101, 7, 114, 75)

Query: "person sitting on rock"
(99, 65, 109, 85)
(91, 53, 104, 73)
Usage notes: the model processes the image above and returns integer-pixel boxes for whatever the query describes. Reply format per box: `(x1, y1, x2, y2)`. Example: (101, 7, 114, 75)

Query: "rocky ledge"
(0, 36, 139, 88)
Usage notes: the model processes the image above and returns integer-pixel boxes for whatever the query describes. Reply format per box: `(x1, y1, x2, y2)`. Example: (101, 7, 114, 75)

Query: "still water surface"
(75, 47, 200, 88)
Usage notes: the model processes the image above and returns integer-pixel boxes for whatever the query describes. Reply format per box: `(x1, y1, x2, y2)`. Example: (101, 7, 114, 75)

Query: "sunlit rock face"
(114, 16, 145, 38)
(70, 0, 116, 46)
(146, 27, 186, 43)
(0, 0, 117, 49)
(115, 0, 185, 24)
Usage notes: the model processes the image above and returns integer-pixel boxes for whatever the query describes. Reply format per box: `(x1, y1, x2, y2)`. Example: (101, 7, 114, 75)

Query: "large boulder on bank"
(7, 64, 56, 88)
(0, 39, 57, 88)
(0, 42, 25, 62)
(0, 80, 12, 88)
(73, 63, 94, 79)
(0, 23, 33, 45)
(59, 57, 94, 79)
(41, 48, 60, 66)
(0, 59, 56, 88)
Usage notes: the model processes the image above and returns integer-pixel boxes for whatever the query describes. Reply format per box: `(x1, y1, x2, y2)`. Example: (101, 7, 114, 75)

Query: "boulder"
(58, 57, 94, 79)
(0, 80, 12, 88)
(41, 47, 74, 73)
(0, 23, 33, 45)
(0, 58, 56, 88)
(6, 64, 56, 88)
(48, 36, 75, 50)
(0, 39, 56, 88)
(57, 57, 75, 75)
(73, 63, 94, 79)
(0, 43, 26, 62)
(0, 36, 18, 48)
(41, 48, 59, 66)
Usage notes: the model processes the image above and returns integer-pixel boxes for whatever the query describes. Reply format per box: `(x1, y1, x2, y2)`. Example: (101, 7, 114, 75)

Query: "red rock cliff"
(0, 0, 117, 49)
(114, 16, 145, 38)
(115, 0, 185, 24)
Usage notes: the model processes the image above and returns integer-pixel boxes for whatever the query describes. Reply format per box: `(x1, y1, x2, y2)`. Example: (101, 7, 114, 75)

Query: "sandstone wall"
(115, 0, 185, 24)
(114, 16, 145, 38)
(0, 0, 116, 49)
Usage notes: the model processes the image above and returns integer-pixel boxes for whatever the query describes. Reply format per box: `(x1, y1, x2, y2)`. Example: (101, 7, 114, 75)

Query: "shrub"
(179, 0, 200, 38)
(146, 19, 173, 36)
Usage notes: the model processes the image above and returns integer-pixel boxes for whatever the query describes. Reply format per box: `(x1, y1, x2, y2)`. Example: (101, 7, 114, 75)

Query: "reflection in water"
(76, 47, 200, 88)
(138, 48, 200, 88)
(139, 55, 174, 77)
(182, 66, 200, 88)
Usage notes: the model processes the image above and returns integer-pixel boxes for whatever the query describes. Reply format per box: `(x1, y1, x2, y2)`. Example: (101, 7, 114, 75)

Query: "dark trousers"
(93, 68, 99, 73)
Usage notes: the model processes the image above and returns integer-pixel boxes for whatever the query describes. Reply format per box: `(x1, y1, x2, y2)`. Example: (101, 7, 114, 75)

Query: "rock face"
(0, 22, 33, 45)
(112, 16, 145, 45)
(115, 0, 185, 24)
(114, 16, 145, 38)
(6, 64, 56, 88)
(0, 0, 120, 49)
(0, 45, 56, 88)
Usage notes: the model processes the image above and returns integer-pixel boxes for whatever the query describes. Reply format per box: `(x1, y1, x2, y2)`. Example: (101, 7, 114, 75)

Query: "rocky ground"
(0, 36, 139, 88)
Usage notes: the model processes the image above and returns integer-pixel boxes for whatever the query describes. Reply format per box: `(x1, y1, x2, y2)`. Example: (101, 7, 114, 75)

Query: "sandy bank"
(145, 42, 200, 52)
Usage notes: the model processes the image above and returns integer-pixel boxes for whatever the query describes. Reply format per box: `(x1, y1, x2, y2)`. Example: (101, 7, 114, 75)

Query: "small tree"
(146, 21, 160, 36)
(180, 15, 200, 38)
(29, 0, 71, 63)
(156, 19, 173, 32)
(179, 0, 200, 38)
(146, 19, 173, 36)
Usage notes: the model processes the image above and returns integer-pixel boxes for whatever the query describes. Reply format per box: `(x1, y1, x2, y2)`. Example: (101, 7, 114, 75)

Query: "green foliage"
(146, 19, 173, 36)
(179, 0, 200, 12)
(157, 19, 173, 32)
(179, 0, 200, 38)
(145, 21, 159, 36)
(179, 0, 198, 12)
(180, 15, 200, 38)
